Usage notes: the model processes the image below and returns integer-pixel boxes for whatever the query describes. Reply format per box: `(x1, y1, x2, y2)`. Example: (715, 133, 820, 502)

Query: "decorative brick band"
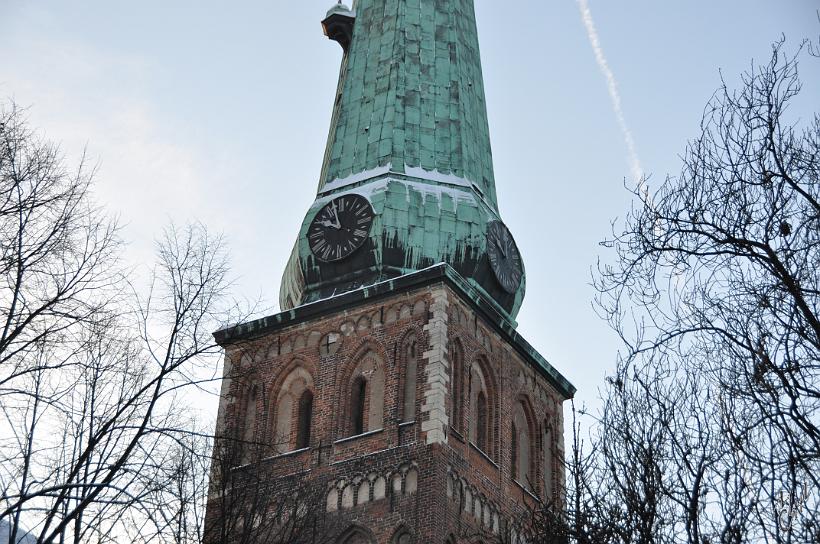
(326, 462, 418, 512)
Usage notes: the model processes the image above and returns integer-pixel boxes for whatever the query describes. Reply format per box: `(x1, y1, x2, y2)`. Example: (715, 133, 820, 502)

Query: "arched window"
(469, 359, 495, 458)
(344, 350, 385, 437)
(338, 526, 373, 544)
(351, 376, 367, 436)
(401, 336, 418, 423)
(272, 365, 314, 454)
(518, 424, 531, 486)
(512, 400, 534, 489)
(449, 340, 464, 432)
(296, 389, 313, 449)
(476, 391, 488, 452)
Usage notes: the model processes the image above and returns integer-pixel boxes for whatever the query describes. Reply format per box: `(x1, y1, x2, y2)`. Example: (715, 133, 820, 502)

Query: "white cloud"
(0, 28, 232, 271)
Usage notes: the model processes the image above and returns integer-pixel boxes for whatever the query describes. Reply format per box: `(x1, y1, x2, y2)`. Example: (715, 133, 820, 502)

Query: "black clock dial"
(308, 194, 374, 262)
(486, 220, 523, 293)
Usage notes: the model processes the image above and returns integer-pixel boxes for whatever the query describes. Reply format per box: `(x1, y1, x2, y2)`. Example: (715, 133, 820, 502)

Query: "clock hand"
(319, 220, 340, 229)
(494, 237, 507, 258)
(331, 201, 342, 228)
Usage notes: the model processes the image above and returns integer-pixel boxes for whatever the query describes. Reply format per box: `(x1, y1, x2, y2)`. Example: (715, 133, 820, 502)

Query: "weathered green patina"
(280, 0, 526, 320)
(318, 0, 497, 206)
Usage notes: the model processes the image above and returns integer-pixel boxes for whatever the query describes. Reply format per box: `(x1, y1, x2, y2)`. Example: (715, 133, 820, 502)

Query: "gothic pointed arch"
(399, 330, 419, 423)
(511, 396, 537, 490)
(270, 360, 315, 454)
(390, 525, 414, 544)
(340, 342, 387, 437)
(468, 356, 498, 460)
(337, 524, 375, 544)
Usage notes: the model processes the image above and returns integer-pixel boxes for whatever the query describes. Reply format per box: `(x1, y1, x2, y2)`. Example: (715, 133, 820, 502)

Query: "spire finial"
(322, 2, 356, 52)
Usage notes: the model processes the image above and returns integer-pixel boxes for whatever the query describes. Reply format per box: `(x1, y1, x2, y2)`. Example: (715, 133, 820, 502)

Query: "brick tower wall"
(205, 281, 568, 543)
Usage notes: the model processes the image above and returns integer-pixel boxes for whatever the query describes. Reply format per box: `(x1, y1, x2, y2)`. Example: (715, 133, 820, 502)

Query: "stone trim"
(333, 428, 384, 445)
(421, 286, 449, 444)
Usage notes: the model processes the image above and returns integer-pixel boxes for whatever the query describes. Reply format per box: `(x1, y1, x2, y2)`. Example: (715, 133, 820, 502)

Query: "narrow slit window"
(351, 377, 367, 436)
(296, 389, 313, 449)
(402, 340, 417, 422)
(476, 391, 487, 452)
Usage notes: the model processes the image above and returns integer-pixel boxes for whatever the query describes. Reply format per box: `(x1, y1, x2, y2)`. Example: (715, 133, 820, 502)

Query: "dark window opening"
(476, 391, 488, 453)
(296, 389, 313, 449)
(402, 340, 417, 422)
(351, 377, 367, 436)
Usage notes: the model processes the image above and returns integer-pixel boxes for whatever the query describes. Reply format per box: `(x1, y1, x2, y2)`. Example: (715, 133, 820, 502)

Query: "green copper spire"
(318, 0, 498, 208)
(280, 0, 526, 320)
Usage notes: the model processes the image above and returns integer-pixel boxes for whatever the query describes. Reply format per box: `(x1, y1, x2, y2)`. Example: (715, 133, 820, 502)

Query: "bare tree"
(202, 437, 341, 544)
(0, 102, 340, 544)
(0, 104, 120, 383)
(462, 405, 618, 544)
(0, 103, 240, 543)
(591, 36, 819, 542)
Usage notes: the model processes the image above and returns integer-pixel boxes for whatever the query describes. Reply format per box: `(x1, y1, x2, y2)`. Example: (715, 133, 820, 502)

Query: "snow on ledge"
(403, 165, 472, 187)
(320, 164, 478, 195)
(319, 164, 393, 194)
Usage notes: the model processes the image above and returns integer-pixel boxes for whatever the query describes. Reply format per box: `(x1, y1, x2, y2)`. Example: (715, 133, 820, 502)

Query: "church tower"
(206, 1, 575, 542)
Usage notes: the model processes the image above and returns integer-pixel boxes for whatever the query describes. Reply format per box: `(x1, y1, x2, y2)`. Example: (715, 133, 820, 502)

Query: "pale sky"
(2, 0, 818, 422)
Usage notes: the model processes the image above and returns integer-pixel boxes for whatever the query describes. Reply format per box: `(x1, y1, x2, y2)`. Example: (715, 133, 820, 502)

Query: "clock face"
(486, 220, 523, 293)
(308, 194, 374, 263)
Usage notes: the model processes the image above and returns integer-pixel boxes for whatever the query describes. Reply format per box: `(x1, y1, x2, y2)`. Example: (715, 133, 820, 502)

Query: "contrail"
(576, 0, 644, 184)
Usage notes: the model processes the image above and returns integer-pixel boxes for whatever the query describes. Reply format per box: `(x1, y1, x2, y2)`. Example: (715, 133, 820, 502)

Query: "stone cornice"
(215, 264, 575, 399)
